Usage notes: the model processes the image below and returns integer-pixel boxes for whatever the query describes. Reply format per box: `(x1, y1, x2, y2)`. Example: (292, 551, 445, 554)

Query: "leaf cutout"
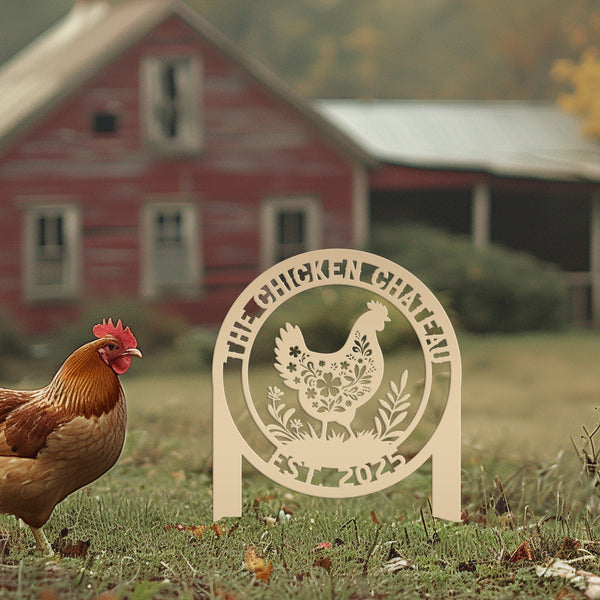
(389, 413, 408, 429)
(379, 400, 391, 412)
(400, 370, 409, 392)
(282, 408, 296, 425)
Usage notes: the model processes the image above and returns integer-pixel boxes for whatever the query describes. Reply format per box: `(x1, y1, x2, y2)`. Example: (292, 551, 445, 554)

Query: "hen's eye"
(107, 344, 117, 351)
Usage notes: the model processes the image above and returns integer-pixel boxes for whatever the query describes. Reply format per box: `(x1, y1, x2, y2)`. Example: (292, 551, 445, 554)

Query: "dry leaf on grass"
(382, 556, 415, 573)
(166, 523, 222, 538)
(313, 555, 332, 571)
(245, 544, 273, 582)
(537, 558, 600, 599)
(313, 541, 331, 551)
(56, 528, 90, 558)
(508, 540, 536, 562)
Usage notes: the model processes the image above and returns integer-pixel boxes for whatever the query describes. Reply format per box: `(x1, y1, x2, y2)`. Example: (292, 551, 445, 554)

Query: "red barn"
(0, 0, 372, 333)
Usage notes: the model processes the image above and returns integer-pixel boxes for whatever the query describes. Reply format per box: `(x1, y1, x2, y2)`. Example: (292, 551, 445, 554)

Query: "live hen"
(0, 318, 141, 555)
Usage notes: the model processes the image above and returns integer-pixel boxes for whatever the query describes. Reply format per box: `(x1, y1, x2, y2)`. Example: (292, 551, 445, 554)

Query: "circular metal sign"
(213, 249, 461, 520)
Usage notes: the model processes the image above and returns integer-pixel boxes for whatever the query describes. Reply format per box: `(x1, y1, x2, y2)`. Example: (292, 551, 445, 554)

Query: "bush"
(371, 222, 569, 332)
(0, 308, 30, 381)
(46, 298, 189, 372)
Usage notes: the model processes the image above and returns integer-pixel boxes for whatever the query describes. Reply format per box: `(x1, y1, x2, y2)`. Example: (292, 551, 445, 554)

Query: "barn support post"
(590, 192, 600, 325)
(352, 164, 370, 249)
(471, 182, 491, 248)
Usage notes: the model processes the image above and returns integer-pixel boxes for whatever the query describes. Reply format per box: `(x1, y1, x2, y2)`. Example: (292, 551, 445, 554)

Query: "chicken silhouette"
(274, 300, 390, 440)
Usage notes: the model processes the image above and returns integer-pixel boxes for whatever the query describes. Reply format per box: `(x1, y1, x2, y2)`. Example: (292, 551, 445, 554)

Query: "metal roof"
(0, 0, 373, 165)
(314, 100, 600, 181)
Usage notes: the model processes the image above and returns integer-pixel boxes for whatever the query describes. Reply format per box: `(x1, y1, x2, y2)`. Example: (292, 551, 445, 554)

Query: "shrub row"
(371, 222, 569, 332)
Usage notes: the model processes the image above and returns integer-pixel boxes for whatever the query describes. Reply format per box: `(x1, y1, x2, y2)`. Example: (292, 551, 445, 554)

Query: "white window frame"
(22, 203, 82, 301)
(140, 54, 203, 153)
(260, 197, 322, 269)
(141, 201, 202, 298)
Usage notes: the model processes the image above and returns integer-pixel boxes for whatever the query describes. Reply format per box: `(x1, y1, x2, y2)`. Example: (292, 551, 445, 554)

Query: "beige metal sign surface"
(213, 249, 461, 521)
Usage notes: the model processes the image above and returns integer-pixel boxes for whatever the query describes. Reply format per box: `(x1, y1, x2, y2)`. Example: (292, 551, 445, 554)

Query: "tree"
(553, 49, 600, 137)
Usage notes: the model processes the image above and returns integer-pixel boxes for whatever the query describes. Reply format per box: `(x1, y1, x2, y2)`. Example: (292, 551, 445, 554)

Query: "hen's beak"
(124, 348, 143, 359)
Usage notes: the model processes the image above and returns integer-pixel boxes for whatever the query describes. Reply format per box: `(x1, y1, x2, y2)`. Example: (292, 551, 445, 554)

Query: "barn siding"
(0, 15, 360, 333)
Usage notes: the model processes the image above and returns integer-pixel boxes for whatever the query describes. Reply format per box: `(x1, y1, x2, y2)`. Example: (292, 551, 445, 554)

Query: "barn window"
(260, 198, 321, 268)
(141, 55, 202, 153)
(23, 204, 81, 300)
(141, 202, 201, 297)
(92, 112, 119, 134)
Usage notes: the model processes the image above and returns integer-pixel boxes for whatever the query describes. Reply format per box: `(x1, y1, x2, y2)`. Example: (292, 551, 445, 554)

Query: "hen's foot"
(30, 526, 54, 557)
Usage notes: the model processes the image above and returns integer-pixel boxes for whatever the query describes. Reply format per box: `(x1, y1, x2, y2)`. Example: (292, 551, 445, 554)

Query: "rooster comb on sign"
(93, 318, 138, 349)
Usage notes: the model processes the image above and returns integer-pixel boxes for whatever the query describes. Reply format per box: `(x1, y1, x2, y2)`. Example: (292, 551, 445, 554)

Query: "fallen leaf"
(382, 556, 414, 573)
(509, 540, 536, 562)
(558, 538, 581, 559)
(56, 529, 90, 558)
(313, 556, 332, 571)
(538, 558, 600, 599)
(370, 510, 380, 524)
(169, 470, 186, 482)
(167, 523, 222, 538)
(215, 590, 242, 600)
(245, 544, 273, 582)
(253, 495, 275, 507)
(313, 542, 331, 551)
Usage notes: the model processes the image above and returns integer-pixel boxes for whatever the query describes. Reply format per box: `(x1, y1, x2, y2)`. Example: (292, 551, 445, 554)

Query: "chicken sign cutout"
(274, 300, 389, 441)
(213, 249, 461, 521)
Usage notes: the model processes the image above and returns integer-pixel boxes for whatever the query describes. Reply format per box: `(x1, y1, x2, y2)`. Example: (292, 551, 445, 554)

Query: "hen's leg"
(30, 526, 54, 556)
(320, 422, 328, 440)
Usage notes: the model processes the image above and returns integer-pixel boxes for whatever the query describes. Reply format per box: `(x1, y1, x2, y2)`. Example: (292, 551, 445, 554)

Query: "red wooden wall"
(0, 15, 359, 333)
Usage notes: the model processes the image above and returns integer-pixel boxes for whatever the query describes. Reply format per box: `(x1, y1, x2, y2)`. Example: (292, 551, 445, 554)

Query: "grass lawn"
(1, 328, 600, 598)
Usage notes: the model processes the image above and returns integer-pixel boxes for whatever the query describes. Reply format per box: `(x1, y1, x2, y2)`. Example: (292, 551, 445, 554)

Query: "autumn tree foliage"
(553, 49, 600, 137)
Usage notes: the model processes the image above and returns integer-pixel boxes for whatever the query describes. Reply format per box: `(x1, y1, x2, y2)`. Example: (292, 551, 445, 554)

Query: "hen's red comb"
(93, 318, 137, 349)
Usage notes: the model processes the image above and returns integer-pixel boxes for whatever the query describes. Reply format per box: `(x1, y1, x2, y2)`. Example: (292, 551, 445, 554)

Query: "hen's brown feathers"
(0, 398, 69, 459)
(0, 334, 131, 530)
(46, 338, 123, 418)
(0, 338, 123, 460)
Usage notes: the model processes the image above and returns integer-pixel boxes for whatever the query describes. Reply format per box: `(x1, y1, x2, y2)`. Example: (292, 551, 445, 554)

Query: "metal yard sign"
(212, 249, 461, 521)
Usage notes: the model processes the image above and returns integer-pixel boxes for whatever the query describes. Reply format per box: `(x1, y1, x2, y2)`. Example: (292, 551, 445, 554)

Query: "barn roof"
(315, 100, 600, 182)
(0, 0, 374, 165)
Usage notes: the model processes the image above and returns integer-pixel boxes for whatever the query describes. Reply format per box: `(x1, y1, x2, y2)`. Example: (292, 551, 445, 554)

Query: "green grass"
(1, 329, 600, 598)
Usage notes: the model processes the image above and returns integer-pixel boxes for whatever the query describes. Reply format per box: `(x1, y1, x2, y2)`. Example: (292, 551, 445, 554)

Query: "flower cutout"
(317, 372, 341, 398)
(289, 346, 301, 358)
(286, 362, 297, 373)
